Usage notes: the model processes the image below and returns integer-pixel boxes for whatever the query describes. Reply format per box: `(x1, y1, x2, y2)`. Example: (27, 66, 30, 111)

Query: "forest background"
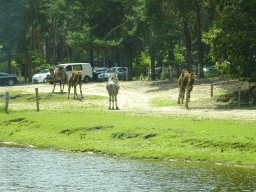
(0, 0, 255, 82)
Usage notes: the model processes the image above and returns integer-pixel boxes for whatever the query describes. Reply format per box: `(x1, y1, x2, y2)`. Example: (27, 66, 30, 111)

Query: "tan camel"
(178, 70, 196, 109)
(48, 65, 68, 92)
(67, 70, 83, 99)
(106, 73, 120, 110)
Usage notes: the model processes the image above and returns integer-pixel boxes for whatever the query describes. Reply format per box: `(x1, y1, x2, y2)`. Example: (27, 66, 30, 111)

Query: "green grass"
(0, 91, 256, 167)
(149, 97, 177, 107)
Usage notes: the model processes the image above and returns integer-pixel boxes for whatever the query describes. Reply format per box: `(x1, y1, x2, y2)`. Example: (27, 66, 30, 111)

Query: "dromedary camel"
(49, 65, 68, 93)
(106, 73, 120, 110)
(178, 70, 196, 109)
(67, 70, 83, 99)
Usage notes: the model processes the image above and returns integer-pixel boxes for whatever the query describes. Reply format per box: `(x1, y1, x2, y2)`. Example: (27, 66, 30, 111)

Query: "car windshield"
(105, 68, 115, 73)
(40, 69, 48, 73)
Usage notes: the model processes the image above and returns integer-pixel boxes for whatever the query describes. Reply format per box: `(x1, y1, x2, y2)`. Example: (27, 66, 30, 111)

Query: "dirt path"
(1, 78, 256, 120)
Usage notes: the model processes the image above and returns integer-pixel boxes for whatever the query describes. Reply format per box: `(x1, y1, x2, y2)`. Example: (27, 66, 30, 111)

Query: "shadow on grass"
(144, 76, 248, 95)
(187, 98, 256, 111)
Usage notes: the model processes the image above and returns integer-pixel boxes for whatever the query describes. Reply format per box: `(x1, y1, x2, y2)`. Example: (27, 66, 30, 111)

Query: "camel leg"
(108, 95, 112, 109)
(79, 84, 83, 98)
(178, 88, 181, 104)
(59, 81, 63, 92)
(181, 88, 185, 104)
(185, 89, 189, 109)
(112, 95, 114, 110)
(74, 85, 77, 99)
(67, 84, 71, 99)
(52, 82, 56, 93)
(188, 89, 191, 102)
(115, 96, 119, 110)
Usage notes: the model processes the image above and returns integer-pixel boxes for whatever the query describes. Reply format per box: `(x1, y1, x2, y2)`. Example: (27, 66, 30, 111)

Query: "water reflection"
(0, 147, 255, 191)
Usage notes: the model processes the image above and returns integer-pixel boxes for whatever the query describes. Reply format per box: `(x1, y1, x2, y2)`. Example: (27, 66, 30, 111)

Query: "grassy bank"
(0, 91, 256, 167)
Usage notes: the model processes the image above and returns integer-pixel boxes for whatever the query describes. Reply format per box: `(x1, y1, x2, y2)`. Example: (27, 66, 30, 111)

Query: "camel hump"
(58, 65, 65, 70)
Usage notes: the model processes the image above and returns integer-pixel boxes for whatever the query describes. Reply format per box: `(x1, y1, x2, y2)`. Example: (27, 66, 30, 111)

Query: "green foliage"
(0, 60, 20, 72)
(206, 1, 256, 82)
(133, 74, 148, 81)
(62, 49, 89, 63)
(132, 52, 150, 74)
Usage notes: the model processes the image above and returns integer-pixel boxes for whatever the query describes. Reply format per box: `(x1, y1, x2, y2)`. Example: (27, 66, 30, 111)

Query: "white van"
(56, 63, 93, 83)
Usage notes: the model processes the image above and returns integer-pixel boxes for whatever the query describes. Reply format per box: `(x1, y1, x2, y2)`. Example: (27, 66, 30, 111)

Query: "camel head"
(108, 73, 118, 83)
(48, 68, 54, 76)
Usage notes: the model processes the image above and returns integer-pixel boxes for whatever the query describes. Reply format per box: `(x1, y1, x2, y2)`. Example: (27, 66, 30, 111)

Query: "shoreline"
(1, 141, 255, 169)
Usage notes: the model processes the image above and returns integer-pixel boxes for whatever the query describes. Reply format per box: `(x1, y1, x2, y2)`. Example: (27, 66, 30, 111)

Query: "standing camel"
(106, 73, 120, 110)
(48, 65, 68, 92)
(178, 70, 196, 109)
(67, 70, 83, 99)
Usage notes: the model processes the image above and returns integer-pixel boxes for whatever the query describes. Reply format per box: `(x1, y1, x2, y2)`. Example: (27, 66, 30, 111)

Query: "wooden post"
(211, 84, 213, 97)
(126, 68, 128, 81)
(19, 71, 21, 84)
(148, 68, 150, 81)
(238, 87, 241, 107)
(5, 92, 9, 113)
(35, 88, 39, 111)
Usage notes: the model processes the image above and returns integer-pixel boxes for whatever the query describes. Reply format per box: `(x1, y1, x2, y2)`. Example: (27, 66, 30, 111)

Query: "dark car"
(97, 67, 127, 81)
(93, 67, 108, 80)
(44, 73, 54, 84)
(0, 72, 19, 86)
(147, 67, 162, 79)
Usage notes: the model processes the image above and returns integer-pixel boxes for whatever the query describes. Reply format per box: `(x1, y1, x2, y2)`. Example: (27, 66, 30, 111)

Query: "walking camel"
(48, 65, 68, 92)
(67, 70, 83, 99)
(106, 73, 120, 110)
(178, 70, 196, 109)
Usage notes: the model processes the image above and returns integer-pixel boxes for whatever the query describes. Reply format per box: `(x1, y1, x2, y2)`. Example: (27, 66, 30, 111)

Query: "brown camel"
(67, 70, 83, 99)
(178, 70, 196, 109)
(48, 65, 68, 92)
(106, 73, 120, 110)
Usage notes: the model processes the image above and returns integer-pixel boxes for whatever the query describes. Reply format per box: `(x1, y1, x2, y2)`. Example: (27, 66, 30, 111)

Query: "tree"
(206, 0, 256, 82)
(131, 0, 178, 80)
(0, 0, 26, 73)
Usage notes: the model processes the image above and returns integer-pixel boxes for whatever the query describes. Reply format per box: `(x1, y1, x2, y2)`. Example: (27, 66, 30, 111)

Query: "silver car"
(32, 69, 50, 83)
(97, 67, 127, 81)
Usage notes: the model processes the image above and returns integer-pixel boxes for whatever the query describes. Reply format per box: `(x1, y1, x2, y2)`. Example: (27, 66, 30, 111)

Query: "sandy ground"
(1, 78, 256, 120)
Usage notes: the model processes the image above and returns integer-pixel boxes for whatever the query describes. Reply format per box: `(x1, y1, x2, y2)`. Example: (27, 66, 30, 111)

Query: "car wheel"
(84, 76, 89, 83)
(8, 80, 14, 86)
(43, 78, 47, 84)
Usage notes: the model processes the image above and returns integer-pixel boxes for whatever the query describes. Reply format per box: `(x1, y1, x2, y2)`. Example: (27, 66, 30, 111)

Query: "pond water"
(0, 147, 255, 191)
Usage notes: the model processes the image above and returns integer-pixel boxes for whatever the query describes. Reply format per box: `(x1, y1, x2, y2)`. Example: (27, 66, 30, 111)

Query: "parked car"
(203, 67, 218, 73)
(146, 67, 162, 79)
(0, 72, 19, 86)
(93, 67, 108, 80)
(97, 67, 127, 81)
(45, 63, 93, 83)
(32, 69, 50, 83)
(179, 63, 197, 71)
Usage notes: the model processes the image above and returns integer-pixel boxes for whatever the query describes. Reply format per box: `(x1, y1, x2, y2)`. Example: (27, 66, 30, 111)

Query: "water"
(0, 147, 255, 191)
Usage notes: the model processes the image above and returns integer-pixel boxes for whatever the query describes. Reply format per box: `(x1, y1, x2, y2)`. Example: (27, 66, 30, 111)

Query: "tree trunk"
(97, 50, 100, 66)
(52, 18, 57, 65)
(184, 19, 192, 73)
(25, 43, 31, 82)
(194, 0, 204, 78)
(46, 37, 51, 64)
(7, 52, 11, 74)
(90, 50, 94, 67)
(128, 57, 133, 81)
(32, 28, 36, 50)
(151, 55, 156, 81)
